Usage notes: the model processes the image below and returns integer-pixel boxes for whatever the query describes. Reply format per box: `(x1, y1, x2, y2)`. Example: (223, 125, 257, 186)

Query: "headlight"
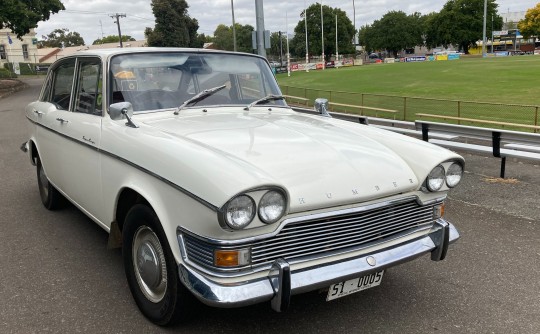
(224, 195, 256, 230)
(258, 190, 286, 224)
(446, 162, 463, 188)
(426, 165, 445, 192)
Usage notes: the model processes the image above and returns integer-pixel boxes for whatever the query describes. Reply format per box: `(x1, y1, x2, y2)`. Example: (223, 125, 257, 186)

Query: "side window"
(22, 44, 29, 60)
(74, 59, 102, 115)
(50, 59, 76, 110)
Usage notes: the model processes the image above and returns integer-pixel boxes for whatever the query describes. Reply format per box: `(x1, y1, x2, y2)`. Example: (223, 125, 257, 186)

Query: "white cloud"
(35, 0, 537, 45)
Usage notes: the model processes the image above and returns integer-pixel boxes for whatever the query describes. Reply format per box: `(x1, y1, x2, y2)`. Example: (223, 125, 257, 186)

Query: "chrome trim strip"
(27, 116, 218, 211)
(178, 220, 459, 309)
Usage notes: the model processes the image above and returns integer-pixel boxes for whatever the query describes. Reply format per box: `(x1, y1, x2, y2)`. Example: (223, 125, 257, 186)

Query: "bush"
(0, 67, 15, 78)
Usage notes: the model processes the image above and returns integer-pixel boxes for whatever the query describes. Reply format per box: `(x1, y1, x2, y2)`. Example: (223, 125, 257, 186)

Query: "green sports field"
(276, 56, 540, 106)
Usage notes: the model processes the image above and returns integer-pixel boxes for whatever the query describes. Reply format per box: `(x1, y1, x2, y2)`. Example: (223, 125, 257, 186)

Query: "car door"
(57, 57, 104, 221)
(35, 57, 104, 221)
(35, 58, 76, 190)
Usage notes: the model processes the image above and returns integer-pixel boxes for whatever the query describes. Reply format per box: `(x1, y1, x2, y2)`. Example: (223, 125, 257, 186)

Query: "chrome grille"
(250, 200, 435, 266)
(182, 200, 437, 270)
(183, 235, 214, 267)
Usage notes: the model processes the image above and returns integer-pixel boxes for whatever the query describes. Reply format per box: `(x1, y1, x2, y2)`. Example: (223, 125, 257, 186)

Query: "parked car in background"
(22, 47, 464, 326)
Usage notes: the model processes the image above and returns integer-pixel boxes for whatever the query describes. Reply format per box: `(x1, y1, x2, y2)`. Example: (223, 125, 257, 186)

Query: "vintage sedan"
(22, 48, 464, 326)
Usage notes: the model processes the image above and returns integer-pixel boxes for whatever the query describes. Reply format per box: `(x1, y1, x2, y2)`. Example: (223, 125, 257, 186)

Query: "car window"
(74, 59, 102, 116)
(49, 59, 76, 110)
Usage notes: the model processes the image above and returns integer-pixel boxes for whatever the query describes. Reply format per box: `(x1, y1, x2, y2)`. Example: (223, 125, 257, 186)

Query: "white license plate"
(326, 271, 384, 301)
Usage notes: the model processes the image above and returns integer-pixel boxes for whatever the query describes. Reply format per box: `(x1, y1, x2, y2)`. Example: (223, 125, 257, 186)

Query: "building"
(37, 40, 148, 63)
(0, 28, 39, 65)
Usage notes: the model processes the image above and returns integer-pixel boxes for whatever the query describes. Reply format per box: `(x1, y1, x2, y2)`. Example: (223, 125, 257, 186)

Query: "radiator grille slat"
(183, 200, 437, 270)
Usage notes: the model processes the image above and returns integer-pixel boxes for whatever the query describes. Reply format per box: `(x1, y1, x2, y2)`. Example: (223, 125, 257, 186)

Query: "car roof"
(70, 47, 266, 61)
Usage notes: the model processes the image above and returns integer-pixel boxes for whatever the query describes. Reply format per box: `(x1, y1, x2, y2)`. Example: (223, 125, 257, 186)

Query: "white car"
(22, 48, 464, 326)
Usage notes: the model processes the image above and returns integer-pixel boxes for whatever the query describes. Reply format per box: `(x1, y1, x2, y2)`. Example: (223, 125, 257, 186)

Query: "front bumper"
(178, 219, 458, 311)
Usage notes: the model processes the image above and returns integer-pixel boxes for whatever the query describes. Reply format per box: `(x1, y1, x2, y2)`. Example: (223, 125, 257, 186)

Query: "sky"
(35, 0, 537, 45)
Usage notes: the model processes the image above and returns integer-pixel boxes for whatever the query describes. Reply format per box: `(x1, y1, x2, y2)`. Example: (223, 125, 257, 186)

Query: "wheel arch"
(107, 187, 150, 249)
(29, 139, 39, 166)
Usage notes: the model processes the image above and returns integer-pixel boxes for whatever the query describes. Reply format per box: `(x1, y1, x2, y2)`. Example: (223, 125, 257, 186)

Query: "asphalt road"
(1, 78, 539, 333)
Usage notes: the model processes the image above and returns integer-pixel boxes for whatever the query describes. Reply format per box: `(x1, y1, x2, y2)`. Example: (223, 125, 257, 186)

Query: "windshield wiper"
(174, 85, 227, 115)
(244, 94, 285, 111)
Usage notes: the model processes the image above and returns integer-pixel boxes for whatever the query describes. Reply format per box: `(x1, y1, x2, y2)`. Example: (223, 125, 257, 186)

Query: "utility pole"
(99, 20, 105, 42)
(110, 13, 126, 48)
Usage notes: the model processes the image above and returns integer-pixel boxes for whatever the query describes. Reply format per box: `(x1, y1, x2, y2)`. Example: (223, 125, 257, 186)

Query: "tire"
(36, 157, 64, 210)
(122, 204, 195, 326)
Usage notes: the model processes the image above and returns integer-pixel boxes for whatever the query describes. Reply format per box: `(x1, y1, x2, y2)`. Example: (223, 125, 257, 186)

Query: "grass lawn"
(276, 56, 540, 106)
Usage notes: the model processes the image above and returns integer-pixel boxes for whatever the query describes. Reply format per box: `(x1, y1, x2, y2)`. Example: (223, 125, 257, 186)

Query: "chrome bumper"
(178, 219, 458, 312)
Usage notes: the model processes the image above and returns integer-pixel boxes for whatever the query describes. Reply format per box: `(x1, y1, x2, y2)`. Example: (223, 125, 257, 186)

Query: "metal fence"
(280, 85, 540, 133)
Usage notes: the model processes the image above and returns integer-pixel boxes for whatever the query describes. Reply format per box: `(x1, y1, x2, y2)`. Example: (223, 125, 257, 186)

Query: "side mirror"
(314, 98, 331, 118)
(109, 102, 138, 128)
(109, 102, 133, 121)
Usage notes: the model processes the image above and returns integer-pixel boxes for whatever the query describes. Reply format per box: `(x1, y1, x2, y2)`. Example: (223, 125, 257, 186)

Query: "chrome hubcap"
(132, 226, 167, 303)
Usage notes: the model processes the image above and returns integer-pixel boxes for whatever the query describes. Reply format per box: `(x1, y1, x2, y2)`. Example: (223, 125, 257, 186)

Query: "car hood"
(141, 109, 447, 212)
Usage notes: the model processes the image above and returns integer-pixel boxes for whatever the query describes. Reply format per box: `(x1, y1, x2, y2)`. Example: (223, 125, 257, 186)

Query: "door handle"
(33, 109, 44, 116)
(56, 118, 69, 124)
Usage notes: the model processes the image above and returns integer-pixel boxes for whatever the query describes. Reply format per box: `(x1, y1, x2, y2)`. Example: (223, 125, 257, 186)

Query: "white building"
(0, 28, 39, 65)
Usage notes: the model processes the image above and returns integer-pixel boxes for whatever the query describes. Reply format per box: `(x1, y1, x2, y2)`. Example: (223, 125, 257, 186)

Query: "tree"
(145, 0, 199, 47)
(518, 3, 540, 39)
(40, 28, 85, 48)
(289, 3, 356, 59)
(1, 0, 64, 38)
(360, 11, 424, 58)
(193, 33, 212, 49)
(213, 23, 255, 53)
(424, 0, 503, 54)
(268, 32, 288, 61)
(92, 35, 136, 45)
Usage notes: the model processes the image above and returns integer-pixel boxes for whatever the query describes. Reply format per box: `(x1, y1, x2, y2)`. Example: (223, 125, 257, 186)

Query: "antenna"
(110, 13, 127, 47)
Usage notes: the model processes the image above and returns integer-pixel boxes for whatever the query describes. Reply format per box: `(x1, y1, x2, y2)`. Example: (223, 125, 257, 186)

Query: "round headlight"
(446, 162, 463, 188)
(427, 165, 445, 192)
(225, 195, 256, 230)
(259, 190, 286, 224)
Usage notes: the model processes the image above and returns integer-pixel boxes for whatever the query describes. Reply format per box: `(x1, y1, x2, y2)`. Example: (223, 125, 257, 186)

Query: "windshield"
(108, 51, 286, 112)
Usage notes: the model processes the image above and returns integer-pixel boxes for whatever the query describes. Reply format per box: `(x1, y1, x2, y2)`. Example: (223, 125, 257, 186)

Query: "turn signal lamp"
(433, 203, 445, 219)
(214, 249, 250, 267)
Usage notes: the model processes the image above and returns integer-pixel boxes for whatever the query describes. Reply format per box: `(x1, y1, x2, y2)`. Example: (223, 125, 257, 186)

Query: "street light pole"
(482, 0, 487, 57)
(255, 0, 266, 57)
(231, 0, 237, 52)
(304, 0, 309, 72)
(352, 0, 356, 45)
(491, 14, 494, 53)
(321, 1, 325, 69)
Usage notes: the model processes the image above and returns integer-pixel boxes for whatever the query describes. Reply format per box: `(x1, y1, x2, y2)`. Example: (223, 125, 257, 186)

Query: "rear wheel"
(36, 157, 63, 210)
(122, 204, 194, 326)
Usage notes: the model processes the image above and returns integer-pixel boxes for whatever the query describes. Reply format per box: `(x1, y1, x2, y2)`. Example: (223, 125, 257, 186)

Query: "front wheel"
(122, 204, 195, 326)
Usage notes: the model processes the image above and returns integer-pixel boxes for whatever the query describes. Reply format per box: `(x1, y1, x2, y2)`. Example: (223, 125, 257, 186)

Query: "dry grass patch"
(483, 177, 519, 184)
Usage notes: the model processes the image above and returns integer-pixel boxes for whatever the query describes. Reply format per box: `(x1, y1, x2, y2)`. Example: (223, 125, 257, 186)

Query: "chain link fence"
(280, 85, 540, 132)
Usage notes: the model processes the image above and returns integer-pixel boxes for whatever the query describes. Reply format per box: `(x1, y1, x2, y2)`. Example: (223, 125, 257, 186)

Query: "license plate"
(326, 271, 384, 301)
